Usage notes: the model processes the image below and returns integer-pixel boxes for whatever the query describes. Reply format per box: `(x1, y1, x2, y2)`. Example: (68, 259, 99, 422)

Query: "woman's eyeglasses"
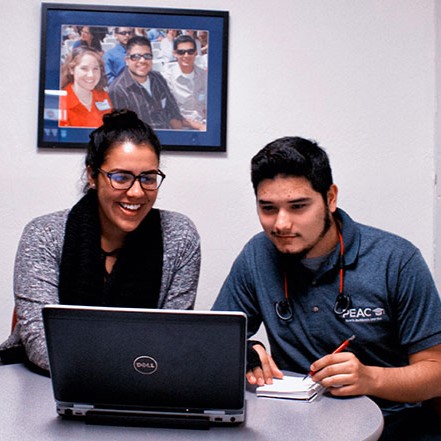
(97, 168, 166, 191)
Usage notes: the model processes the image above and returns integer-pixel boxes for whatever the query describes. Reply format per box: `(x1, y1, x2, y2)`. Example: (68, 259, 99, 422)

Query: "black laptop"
(42, 305, 247, 428)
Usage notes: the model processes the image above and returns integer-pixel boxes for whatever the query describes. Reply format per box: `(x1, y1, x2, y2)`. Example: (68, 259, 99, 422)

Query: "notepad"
(256, 375, 325, 401)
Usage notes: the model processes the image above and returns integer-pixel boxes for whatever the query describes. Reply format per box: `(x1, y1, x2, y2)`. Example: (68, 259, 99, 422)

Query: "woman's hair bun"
(102, 109, 140, 129)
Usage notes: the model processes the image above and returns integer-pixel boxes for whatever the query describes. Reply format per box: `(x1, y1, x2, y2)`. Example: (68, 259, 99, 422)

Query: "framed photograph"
(38, 3, 229, 152)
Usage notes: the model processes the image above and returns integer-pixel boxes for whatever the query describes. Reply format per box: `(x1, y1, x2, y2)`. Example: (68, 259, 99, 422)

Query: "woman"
(59, 46, 112, 127)
(0, 110, 201, 372)
(73, 26, 107, 53)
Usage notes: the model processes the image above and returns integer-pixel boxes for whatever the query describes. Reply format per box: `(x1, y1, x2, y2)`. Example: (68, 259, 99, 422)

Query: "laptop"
(42, 305, 247, 428)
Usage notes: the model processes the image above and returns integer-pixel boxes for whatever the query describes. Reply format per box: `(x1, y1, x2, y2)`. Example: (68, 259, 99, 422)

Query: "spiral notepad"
(256, 375, 325, 402)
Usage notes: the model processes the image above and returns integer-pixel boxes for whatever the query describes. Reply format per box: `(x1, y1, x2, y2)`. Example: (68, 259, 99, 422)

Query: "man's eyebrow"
(258, 197, 312, 205)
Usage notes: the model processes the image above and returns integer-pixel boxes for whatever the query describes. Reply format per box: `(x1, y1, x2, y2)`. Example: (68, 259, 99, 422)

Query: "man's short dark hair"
(126, 36, 152, 52)
(251, 136, 334, 200)
(173, 35, 196, 51)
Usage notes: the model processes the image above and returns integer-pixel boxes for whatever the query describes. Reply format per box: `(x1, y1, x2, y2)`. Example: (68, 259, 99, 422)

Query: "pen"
(303, 334, 356, 379)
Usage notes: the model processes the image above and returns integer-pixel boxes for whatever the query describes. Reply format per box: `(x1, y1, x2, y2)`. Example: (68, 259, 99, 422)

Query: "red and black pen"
(304, 334, 356, 379)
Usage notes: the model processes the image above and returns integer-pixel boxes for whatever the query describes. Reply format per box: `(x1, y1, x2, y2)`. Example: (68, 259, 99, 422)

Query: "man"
(102, 27, 133, 85)
(162, 35, 207, 131)
(213, 137, 441, 439)
(109, 36, 183, 130)
(160, 29, 177, 62)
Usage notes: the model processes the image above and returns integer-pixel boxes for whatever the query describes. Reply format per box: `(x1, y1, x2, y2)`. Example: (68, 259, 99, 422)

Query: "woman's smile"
(89, 141, 160, 245)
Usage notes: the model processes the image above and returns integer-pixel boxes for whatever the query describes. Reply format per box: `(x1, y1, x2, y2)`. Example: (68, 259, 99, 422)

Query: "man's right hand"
(246, 343, 284, 386)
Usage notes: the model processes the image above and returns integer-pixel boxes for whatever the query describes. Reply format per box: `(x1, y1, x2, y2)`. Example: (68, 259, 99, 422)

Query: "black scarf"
(59, 190, 163, 308)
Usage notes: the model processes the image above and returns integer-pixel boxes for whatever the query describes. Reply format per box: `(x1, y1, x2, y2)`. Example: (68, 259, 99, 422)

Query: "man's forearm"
(367, 348, 441, 402)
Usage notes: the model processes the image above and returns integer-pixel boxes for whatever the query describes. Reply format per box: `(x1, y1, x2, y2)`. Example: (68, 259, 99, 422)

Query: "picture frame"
(38, 3, 229, 152)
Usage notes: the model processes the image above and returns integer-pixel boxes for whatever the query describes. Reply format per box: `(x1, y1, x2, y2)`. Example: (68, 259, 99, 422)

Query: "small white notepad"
(256, 376, 325, 401)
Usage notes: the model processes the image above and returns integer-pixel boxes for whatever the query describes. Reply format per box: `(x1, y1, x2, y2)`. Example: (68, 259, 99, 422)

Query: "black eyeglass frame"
(116, 31, 133, 36)
(97, 168, 166, 191)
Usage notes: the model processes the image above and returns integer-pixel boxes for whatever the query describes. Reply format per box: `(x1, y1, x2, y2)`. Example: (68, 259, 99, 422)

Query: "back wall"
(0, 0, 438, 340)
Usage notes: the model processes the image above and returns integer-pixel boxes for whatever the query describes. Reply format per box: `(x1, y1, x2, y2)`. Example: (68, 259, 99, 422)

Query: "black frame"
(38, 3, 229, 152)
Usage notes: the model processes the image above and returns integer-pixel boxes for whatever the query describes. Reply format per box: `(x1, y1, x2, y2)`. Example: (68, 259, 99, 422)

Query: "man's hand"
(309, 352, 373, 396)
(246, 343, 284, 386)
(309, 344, 441, 403)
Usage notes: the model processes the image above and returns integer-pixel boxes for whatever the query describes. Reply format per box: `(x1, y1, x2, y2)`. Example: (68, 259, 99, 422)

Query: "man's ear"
(327, 184, 338, 213)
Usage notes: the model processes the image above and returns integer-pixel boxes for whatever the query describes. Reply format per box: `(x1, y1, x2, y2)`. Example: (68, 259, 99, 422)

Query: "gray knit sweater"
(1, 209, 201, 371)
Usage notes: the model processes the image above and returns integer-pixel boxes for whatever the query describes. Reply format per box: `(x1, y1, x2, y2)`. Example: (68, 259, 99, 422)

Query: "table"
(1, 363, 383, 441)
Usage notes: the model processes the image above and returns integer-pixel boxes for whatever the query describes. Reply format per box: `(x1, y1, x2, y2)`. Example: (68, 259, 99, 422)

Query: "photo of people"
(59, 25, 209, 131)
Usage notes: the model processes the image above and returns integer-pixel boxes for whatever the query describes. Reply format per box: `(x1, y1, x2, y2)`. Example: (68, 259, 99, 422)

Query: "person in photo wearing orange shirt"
(59, 46, 112, 127)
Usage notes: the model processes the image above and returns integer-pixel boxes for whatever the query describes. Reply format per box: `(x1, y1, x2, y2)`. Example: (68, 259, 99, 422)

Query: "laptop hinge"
(71, 404, 94, 416)
(85, 411, 210, 430)
(73, 404, 94, 410)
(204, 410, 225, 415)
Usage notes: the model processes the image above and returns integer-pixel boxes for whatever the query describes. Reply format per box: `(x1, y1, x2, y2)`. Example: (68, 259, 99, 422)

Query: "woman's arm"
(158, 211, 201, 310)
(14, 211, 68, 371)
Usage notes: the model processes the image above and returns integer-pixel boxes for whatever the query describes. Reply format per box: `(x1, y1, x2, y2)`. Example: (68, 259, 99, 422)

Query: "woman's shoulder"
(17, 210, 70, 261)
(158, 210, 200, 258)
(23, 209, 70, 236)
(158, 210, 200, 247)
(159, 209, 198, 233)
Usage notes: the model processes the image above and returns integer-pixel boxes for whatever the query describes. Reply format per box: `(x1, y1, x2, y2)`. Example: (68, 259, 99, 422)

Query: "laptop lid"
(43, 305, 247, 426)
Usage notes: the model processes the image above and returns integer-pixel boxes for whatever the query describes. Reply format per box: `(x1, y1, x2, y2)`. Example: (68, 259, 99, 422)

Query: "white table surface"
(0, 363, 384, 441)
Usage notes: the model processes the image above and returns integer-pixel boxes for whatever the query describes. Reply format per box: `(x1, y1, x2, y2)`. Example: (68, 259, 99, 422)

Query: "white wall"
(0, 0, 437, 340)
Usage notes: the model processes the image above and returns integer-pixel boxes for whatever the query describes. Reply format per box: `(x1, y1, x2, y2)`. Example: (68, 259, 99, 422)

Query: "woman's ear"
(87, 166, 96, 189)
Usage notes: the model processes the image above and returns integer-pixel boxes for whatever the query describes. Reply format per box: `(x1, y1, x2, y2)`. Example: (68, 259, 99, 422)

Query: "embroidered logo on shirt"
(341, 307, 386, 323)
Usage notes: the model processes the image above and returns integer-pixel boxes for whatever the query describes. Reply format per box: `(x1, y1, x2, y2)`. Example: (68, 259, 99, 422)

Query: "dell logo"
(133, 356, 158, 375)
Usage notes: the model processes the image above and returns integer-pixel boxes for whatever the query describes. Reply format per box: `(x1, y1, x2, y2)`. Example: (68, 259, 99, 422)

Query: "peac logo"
(341, 307, 386, 322)
(133, 356, 158, 375)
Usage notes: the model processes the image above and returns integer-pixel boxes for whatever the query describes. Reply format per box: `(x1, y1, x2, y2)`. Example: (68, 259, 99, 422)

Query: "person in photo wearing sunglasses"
(162, 35, 207, 131)
(0, 109, 200, 373)
(109, 36, 183, 130)
(102, 27, 133, 85)
(213, 137, 441, 439)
